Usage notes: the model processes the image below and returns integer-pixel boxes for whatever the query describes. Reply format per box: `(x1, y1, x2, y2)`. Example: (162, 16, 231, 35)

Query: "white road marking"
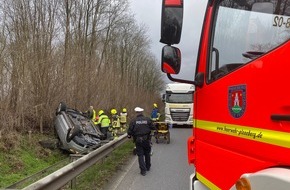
(110, 156, 138, 190)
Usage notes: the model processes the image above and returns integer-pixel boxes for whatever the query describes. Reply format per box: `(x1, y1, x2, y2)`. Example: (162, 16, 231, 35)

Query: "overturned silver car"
(54, 102, 104, 154)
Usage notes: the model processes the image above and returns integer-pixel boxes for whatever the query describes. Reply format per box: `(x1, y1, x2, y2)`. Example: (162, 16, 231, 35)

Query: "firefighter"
(87, 106, 98, 125)
(96, 110, 110, 139)
(151, 103, 160, 122)
(151, 103, 160, 143)
(111, 108, 120, 138)
(127, 107, 156, 176)
(119, 108, 128, 132)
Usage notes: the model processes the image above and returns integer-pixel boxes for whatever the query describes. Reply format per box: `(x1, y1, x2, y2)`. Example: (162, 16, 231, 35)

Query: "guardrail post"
(70, 154, 83, 189)
(28, 130, 32, 143)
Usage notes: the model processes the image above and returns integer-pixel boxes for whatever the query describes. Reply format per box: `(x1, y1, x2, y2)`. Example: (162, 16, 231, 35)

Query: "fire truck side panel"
(195, 127, 290, 189)
(196, 42, 290, 131)
(160, 0, 290, 189)
(193, 29, 290, 189)
(191, 0, 290, 188)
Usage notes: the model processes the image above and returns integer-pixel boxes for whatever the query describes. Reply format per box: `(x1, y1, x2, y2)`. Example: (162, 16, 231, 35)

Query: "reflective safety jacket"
(120, 112, 127, 123)
(111, 114, 120, 128)
(96, 114, 110, 128)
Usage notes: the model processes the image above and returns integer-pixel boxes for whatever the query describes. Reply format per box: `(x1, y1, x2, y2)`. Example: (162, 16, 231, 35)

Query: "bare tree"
(0, 0, 165, 135)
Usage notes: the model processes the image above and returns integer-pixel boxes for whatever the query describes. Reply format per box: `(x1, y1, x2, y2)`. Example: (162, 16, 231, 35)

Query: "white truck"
(162, 83, 194, 127)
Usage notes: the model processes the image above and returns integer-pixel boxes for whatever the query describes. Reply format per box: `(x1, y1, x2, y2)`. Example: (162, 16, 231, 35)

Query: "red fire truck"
(159, 0, 290, 189)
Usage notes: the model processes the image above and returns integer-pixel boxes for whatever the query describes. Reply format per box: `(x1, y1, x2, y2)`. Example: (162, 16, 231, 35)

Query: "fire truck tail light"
(235, 178, 251, 190)
(187, 136, 195, 164)
(190, 139, 194, 152)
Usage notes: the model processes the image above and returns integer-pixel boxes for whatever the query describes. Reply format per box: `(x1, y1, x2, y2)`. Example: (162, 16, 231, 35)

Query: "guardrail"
(22, 133, 128, 190)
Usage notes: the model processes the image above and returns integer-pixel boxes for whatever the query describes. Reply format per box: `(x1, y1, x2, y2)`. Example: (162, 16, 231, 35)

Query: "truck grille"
(170, 109, 190, 121)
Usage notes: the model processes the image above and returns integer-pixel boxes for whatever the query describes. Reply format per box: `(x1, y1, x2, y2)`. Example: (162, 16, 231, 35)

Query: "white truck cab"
(163, 83, 194, 127)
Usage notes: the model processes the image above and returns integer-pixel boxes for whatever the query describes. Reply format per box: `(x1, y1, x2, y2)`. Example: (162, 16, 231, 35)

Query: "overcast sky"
(128, 0, 207, 83)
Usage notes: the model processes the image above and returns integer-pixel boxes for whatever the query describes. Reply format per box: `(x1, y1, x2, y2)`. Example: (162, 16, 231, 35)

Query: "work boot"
(133, 147, 137, 155)
(150, 149, 153, 156)
(140, 171, 146, 176)
(150, 142, 153, 156)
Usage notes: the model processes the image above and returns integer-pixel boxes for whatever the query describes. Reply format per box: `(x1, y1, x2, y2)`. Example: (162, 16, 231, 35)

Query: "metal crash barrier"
(22, 133, 128, 190)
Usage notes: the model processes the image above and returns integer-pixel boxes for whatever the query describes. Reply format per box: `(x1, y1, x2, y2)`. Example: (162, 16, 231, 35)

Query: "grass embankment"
(0, 132, 135, 189)
(0, 132, 67, 188)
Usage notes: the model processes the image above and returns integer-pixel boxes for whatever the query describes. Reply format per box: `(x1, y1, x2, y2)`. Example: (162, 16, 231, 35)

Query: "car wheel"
(56, 102, 67, 115)
(66, 125, 81, 142)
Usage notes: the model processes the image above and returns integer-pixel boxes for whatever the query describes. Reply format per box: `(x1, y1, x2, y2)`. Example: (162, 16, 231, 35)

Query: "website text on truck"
(159, 0, 290, 189)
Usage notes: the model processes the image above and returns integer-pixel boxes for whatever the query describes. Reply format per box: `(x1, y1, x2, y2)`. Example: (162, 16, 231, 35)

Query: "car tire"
(56, 102, 67, 115)
(66, 125, 81, 142)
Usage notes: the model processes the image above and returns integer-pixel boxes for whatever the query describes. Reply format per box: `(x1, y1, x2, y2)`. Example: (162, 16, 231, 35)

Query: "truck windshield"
(208, 0, 290, 81)
(166, 93, 193, 103)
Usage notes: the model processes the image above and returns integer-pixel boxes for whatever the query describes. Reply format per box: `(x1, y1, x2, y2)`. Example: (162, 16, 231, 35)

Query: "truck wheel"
(167, 132, 170, 144)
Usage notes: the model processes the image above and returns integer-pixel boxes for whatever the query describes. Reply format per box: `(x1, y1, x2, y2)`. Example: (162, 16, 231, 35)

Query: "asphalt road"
(103, 128, 194, 190)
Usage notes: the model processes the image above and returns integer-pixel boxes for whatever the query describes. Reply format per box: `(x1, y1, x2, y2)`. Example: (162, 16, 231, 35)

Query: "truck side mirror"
(160, 0, 183, 45)
(162, 94, 166, 102)
(161, 45, 181, 74)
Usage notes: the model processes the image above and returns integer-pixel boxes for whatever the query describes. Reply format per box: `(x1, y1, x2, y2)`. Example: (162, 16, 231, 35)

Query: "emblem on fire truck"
(228, 85, 246, 118)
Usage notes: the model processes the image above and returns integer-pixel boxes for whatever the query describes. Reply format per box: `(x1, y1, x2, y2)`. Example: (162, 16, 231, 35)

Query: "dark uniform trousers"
(135, 135, 151, 172)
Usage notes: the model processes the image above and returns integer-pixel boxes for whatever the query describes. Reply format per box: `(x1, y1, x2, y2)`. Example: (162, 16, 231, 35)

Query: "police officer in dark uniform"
(127, 107, 156, 176)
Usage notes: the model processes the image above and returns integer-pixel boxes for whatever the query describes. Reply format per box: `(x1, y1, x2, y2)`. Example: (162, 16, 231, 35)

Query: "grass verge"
(0, 132, 67, 188)
(71, 140, 135, 190)
(0, 131, 134, 189)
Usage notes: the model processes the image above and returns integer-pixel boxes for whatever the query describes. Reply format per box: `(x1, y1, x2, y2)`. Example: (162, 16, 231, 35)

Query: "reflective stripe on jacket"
(92, 110, 98, 125)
